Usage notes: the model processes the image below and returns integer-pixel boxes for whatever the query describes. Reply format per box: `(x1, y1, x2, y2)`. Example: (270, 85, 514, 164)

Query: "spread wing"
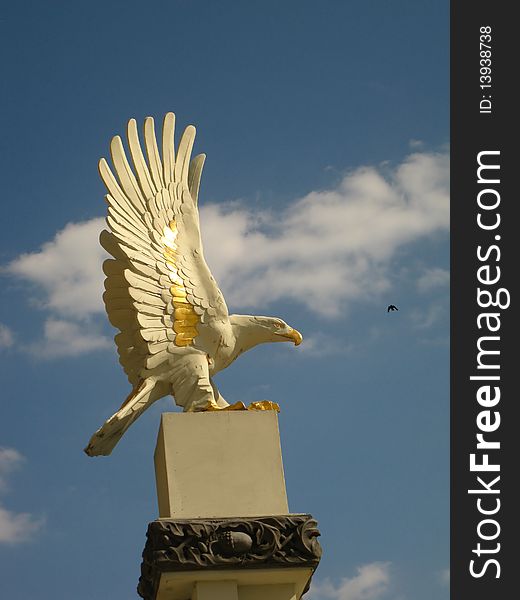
(99, 113, 228, 385)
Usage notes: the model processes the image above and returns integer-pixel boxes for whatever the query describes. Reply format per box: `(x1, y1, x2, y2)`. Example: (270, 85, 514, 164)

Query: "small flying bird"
(84, 112, 303, 457)
(387, 305, 399, 312)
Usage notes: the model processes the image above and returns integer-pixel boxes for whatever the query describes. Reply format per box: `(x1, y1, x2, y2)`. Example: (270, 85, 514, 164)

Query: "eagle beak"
(285, 328, 303, 346)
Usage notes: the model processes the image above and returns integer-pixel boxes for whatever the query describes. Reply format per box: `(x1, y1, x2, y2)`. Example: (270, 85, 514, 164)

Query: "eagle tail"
(84, 379, 162, 457)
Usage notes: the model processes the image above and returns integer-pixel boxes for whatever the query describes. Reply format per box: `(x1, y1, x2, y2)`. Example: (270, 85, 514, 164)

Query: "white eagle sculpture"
(84, 113, 302, 457)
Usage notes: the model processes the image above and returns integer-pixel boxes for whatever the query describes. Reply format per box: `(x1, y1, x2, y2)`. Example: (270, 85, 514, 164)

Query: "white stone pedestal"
(138, 411, 321, 600)
(154, 411, 289, 519)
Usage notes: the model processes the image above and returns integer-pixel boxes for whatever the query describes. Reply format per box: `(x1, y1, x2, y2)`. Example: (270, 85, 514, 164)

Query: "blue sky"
(0, 2, 449, 599)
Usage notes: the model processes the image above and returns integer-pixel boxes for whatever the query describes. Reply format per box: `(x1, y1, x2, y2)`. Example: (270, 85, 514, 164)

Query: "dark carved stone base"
(138, 514, 322, 599)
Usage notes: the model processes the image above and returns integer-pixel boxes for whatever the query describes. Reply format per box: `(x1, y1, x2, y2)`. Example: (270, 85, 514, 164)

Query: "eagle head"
(250, 316, 303, 346)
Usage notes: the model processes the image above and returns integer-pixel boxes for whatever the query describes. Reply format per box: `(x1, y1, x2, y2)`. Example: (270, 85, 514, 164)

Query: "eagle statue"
(84, 112, 303, 457)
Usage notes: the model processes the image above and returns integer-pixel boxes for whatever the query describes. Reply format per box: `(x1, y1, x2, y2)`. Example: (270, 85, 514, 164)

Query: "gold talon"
(205, 400, 279, 412)
(225, 401, 248, 411)
(248, 401, 280, 412)
(205, 400, 248, 412)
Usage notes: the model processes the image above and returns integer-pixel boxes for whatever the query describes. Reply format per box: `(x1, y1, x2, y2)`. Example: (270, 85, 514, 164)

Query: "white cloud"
(201, 150, 449, 316)
(417, 268, 449, 293)
(0, 323, 14, 348)
(439, 568, 450, 586)
(0, 448, 43, 544)
(5, 218, 110, 357)
(0, 507, 43, 544)
(4, 150, 448, 355)
(310, 562, 391, 600)
(29, 318, 111, 359)
(0, 447, 24, 491)
(6, 218, 107, 317)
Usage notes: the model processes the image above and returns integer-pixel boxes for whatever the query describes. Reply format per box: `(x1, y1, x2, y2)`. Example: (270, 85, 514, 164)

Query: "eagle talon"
(205, 400, 248, 412)
(248, 401, 280, 412)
